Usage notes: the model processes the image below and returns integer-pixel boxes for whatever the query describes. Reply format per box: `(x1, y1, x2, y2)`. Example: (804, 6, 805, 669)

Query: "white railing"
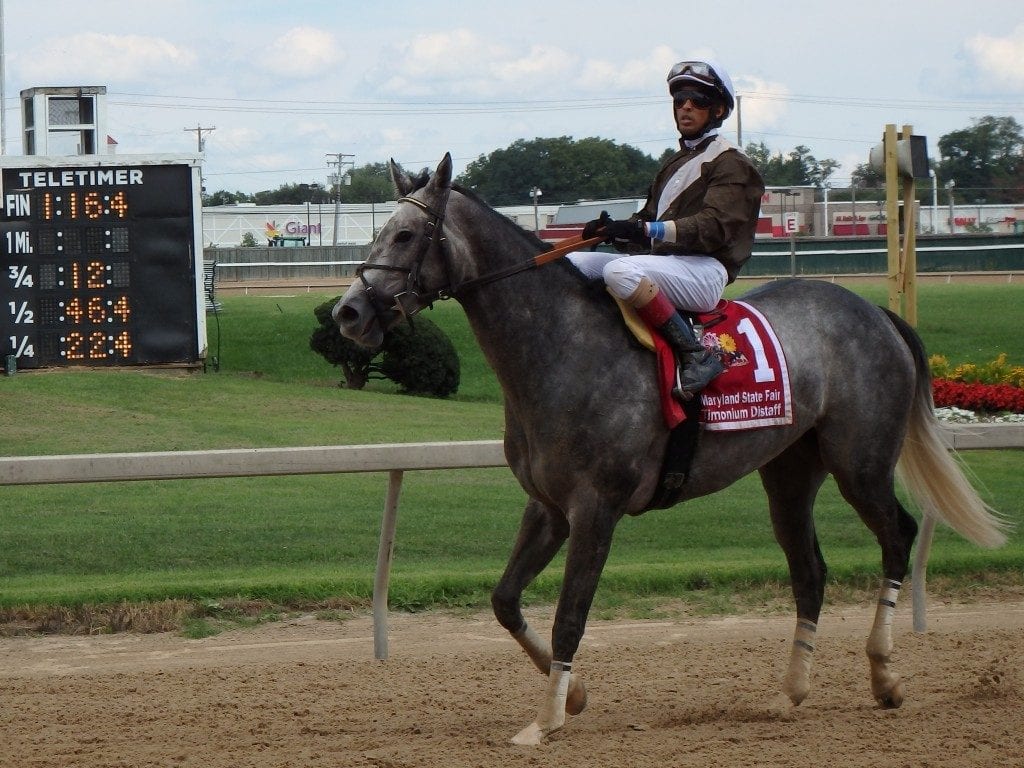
(0, 441, 505, 659)
(1, 426, 1020, 657)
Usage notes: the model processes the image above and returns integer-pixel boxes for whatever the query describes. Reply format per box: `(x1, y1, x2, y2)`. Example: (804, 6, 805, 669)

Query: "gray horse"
(334, 153, 1007, 745)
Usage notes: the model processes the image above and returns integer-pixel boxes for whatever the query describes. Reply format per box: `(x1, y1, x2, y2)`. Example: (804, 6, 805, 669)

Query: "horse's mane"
(404, 167, 551, 253)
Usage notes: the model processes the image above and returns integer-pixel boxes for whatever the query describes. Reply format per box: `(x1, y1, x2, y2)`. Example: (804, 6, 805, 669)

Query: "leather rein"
(355, 190, 604, 318)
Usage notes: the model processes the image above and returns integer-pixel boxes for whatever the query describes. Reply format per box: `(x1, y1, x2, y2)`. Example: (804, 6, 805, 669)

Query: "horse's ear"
(390, 158, 415, 196)
(427, 152, 453, 192)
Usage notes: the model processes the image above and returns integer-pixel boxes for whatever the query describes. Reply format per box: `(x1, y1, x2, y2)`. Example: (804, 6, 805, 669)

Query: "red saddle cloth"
(652, 299, 793, 430)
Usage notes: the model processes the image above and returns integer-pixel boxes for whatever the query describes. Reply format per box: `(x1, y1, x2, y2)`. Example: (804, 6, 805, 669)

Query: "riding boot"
(630, 279, 724, 396)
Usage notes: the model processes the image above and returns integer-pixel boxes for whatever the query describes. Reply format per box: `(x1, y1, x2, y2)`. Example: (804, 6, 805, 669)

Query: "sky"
(3, 0, 1022, 199)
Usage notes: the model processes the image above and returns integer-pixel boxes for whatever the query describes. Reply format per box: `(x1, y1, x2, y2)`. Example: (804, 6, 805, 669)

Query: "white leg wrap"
(540, 661, 572, 724)
(512, 661, 572, 746)
(782, 619, 816, 705)
(866, 578, 904, 707)
(513, 624, 552, 674)
(512, 624, 587, 717)
(867, 578, 901, 659)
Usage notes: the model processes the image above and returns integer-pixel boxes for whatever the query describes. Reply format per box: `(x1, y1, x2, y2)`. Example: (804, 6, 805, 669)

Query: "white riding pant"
(567, 250, 728, 313)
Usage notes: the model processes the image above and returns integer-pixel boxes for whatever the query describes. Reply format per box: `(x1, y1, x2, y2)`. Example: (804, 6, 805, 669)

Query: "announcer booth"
(0, 154, 207, 370)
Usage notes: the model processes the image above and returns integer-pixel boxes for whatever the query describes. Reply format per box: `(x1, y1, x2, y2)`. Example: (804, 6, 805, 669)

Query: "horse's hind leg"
(829, 454, 918, 708)
(759, 434, 829, 707)
(491, 499, 588, 726)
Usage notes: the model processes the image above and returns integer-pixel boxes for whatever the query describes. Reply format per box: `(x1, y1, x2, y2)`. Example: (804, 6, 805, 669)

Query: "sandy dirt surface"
(1, 599, 1022, 768)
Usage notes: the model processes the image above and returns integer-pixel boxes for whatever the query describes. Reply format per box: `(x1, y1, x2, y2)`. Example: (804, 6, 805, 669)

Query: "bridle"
(355, 187, 454, 320)
(355, 186, 603, 320)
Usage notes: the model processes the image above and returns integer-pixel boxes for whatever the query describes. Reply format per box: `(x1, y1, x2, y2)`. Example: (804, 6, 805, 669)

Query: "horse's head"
(333, 153, 459, 347)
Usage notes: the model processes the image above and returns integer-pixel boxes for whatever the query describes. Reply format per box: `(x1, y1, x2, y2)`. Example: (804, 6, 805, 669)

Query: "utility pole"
(326, 152, 354, 245)
(0, 0, 7, 155)
(735, 94, 742, 147)
(184, 124, 215, 203)
(184, 124, 215, 152)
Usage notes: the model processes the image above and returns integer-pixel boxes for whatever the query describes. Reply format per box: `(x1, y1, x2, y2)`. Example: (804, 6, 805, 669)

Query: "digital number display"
(0, 159, 204, 368)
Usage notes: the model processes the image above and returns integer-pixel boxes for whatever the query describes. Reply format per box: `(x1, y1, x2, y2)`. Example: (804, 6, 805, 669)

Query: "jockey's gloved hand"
(603, 218, 648, 246)
(582, 210, 612, 239)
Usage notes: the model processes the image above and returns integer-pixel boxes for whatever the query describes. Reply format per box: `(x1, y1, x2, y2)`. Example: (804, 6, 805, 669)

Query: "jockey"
(569, 59, 764, 395)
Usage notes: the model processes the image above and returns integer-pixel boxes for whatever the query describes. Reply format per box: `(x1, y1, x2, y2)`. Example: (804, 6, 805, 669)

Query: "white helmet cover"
(667, 59, 735, 117)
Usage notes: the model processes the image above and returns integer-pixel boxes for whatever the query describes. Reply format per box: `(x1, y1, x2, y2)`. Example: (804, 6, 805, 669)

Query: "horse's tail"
(883, 309, 1010, 630)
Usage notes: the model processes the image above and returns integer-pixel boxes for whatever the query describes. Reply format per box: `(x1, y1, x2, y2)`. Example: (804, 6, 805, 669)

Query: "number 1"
(736, 317, 776, 383)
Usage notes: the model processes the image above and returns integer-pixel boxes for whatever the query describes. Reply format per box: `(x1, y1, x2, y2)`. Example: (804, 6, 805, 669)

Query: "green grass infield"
(1, 281, 1021, 631)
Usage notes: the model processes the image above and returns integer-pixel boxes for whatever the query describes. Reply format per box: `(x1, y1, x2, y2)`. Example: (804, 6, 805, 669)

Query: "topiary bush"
(310, 296, 460, 397)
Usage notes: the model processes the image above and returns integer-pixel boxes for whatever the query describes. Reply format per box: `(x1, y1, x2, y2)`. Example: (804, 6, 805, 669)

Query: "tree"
(456, 136, 659, 205)
(851, 162, 884, 190)
(934, 116, 1024, 204)
(338, 163, 395, 204)
(745, 141, 838, 188)
(310, 297, 460, 397)
(204, 189, 252, 206)
(253, 182, 332, 206)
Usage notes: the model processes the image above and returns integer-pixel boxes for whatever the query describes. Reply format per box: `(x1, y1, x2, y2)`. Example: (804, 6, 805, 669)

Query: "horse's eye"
(394, 230, 413, 244)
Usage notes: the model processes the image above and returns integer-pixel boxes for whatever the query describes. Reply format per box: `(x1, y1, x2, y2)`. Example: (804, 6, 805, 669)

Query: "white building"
(203, 202, 560, 248)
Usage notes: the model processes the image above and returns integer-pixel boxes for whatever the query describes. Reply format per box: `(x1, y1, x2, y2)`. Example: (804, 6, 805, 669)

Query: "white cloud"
(964, 24, 1024, 91)
(19, 33, 196, 84)
(577, 45, 678, 92)
(734, 76, 790, 130)
(258, 27, 345, 79)
(494, 45, 575, 84)
(369, 29, 576, 97)
(382, 28, 499, 93)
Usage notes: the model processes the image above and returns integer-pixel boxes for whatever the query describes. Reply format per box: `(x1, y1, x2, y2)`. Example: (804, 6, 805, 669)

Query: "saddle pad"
(627, 298, 792, 431)
(697, 300, 793, 431)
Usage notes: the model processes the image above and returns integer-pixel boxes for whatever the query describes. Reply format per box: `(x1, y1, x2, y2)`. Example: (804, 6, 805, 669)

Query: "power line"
(107, 90, 1022, 118)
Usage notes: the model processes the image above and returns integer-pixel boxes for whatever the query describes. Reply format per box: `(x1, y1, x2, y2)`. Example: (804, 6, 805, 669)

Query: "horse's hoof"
(511, 721, 553, 746)
(874, 679, 904, 709)
(782, 674, 810, 706)
(566, 675, 588, 716)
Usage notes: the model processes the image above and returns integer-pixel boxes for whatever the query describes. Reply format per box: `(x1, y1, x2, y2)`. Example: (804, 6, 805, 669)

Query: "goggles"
(672, 89, 714, 109)
(667, 60, 719, 89)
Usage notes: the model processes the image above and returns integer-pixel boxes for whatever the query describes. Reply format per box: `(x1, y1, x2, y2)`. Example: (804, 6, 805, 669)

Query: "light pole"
(530, 187, 543, 232)
(945, 180, 955, 234)
(930, 170, 938, 234)
(823, 182, 831, 237)
(779, 189, 788, 236)
(850, 181, 858, 237)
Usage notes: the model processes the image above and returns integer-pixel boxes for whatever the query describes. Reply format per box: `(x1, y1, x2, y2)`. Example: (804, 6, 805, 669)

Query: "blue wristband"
(647, 221, 666, 240)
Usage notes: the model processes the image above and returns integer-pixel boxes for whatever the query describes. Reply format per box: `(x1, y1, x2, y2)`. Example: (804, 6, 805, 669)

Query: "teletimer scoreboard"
(0, 156, 206, 368)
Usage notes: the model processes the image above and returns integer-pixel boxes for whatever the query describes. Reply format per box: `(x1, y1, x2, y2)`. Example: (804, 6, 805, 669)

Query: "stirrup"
(677, 351, 725, 396)
(672, 363, 695, 402)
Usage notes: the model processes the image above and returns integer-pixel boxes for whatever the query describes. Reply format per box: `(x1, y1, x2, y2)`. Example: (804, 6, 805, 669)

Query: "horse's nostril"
(335, 304, 358, 323)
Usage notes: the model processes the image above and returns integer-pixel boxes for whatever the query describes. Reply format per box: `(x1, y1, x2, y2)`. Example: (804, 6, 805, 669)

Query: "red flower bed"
(932, 378, 1024, 413)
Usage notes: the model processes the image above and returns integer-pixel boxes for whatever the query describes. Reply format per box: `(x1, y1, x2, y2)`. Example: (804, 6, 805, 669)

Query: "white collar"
(682, 129, 719, 150)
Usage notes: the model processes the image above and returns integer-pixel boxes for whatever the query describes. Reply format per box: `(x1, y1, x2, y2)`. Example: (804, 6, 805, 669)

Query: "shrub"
(929, 353, 1024, 388)
(310, 296, 460, 397)
(932, 379, 1024, 413)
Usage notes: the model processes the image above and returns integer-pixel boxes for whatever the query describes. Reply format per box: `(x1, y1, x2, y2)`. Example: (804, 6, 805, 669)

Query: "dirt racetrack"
(1, 599, 1022, 768)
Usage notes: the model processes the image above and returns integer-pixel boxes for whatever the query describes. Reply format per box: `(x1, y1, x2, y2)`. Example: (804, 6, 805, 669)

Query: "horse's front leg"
(492, 500, 588, 720)
(511, 507, 617, 745)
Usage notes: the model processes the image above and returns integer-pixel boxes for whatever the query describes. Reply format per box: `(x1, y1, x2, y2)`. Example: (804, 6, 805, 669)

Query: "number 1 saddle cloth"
(618, 297, 794, 431)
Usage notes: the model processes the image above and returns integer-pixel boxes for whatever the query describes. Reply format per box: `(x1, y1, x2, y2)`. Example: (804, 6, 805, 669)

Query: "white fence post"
(374, 469, 404, 660)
